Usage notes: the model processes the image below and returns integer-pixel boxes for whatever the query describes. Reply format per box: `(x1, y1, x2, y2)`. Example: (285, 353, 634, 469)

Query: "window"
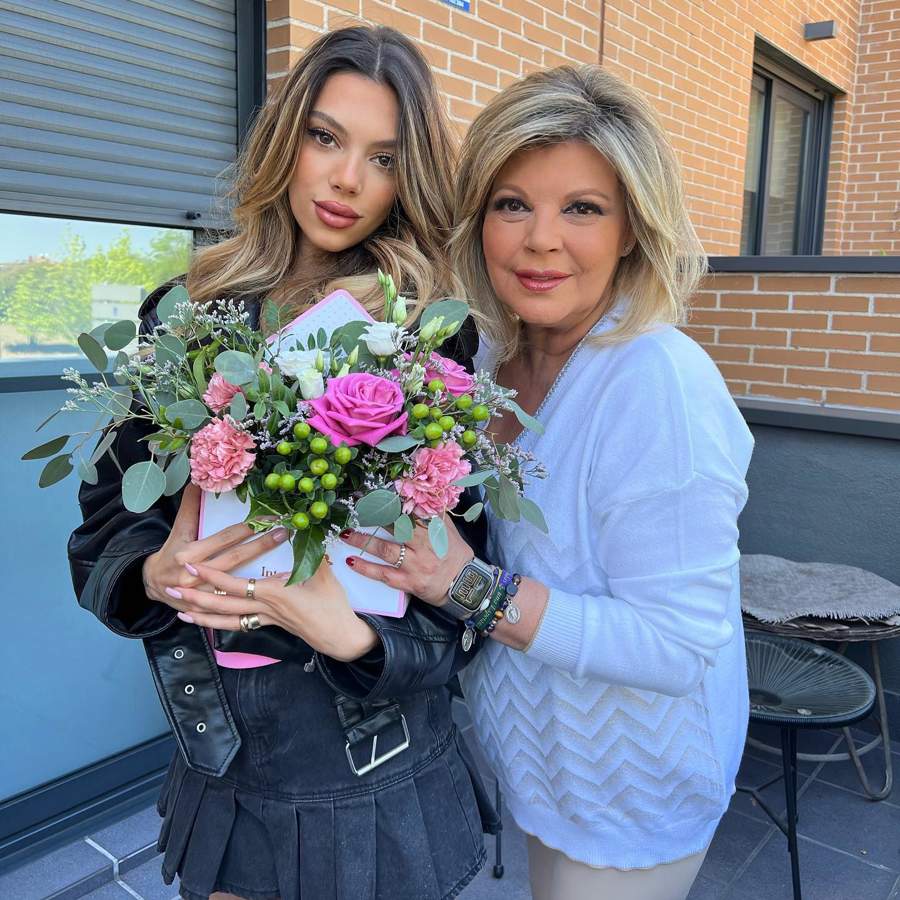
(0, 213, 192, 378)
(740, 62, 831, 256)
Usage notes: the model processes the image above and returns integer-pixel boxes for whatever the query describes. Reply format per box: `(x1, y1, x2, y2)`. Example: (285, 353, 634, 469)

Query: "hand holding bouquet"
(25, 273, 548, 587)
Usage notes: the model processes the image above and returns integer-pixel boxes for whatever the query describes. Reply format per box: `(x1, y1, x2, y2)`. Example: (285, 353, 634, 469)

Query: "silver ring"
(245, 578, 256, 600)
(213, 588, 227, 596)
(239, 614, 251, 632)
(393, 544, 407, 569)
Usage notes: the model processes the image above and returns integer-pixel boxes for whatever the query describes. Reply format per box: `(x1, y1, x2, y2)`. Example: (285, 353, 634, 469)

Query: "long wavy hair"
(452, 65, 706, 360)
(186, 26, 458, 327)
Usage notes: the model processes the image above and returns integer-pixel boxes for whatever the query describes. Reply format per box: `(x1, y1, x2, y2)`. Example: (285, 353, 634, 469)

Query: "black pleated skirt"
(155, 660, 488, 900)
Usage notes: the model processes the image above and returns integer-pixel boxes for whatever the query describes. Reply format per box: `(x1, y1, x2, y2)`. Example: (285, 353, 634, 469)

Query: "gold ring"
(245, 578, 256, 600)
(213, 588, 227, 596)
(239, 614, 251, 632)
(246, 613, 262, 630)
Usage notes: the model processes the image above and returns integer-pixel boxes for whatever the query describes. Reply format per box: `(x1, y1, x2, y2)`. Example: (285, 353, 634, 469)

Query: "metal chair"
(738, 632, 876, 900)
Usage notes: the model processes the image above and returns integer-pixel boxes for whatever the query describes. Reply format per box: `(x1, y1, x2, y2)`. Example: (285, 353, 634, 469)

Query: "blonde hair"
(452, 65, 706, 359)
(186, 26, 458, 328)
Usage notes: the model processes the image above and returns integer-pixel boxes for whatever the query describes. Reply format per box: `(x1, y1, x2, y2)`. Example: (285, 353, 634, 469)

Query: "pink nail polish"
(165, 586, 183, 600)
(177, 612, 194, 623)
(184, 563, 199, 576)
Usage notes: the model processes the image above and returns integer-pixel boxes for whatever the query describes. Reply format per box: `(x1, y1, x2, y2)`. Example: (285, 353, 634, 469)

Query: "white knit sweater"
(460, 315, 754, 869)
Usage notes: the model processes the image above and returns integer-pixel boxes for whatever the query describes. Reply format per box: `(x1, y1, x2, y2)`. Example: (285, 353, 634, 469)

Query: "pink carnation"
(307, 372, 408, 447)
(203, 373, 243, 413)
(189, 418, 256, 493)
(419, 352, 475, 396)
(395, 441, 472, 518)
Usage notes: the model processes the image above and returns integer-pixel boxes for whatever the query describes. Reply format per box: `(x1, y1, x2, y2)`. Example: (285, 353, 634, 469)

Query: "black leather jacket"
(67, 282, 485, 779)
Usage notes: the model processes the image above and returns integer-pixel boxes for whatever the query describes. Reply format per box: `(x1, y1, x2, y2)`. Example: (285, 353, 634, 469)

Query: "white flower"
(297, 367, 325, 400)
(276, 348, 319, 378)
(391, 295, 408, 326)
(362, 321, 401, 357)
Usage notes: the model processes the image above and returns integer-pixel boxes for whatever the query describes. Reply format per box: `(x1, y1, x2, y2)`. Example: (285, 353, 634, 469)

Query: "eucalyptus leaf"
(122, 460, 166, 512)
(35, 408, 62, 432)
(230, 392, 248, 421)
(376, 435, 422, 452)
(427, 515, 449, 559)
(156, 285, 189, 325)
(22, 434, 69, 460)
(192, 349, 208, 395)
(104, 320, 136, 350)
(113, 351, 130, 384)
(483, 478, 500, 514)
(90, 430, 118, 465)
(356, 489, 402, 527)
(497, 476, 521, 522)
(215, 350, 256, 385)
(520, 497, 548, 533)
(393, 513, 414, 544)
(78, 332, 109, 372)
(420, 298, 468, 338)
(165, 399, 208, 431)
(39, 454, 73, 488)
(77, 457, 98, 485)
(287, 525, 326, 585)
(452, 469, 495, 488)
(505, 399, 544, 435)
(463, 502, 484, 522)
(156, 333, 186, 369)
(163, 450, 190, 496)
(90, 322, 110, 345)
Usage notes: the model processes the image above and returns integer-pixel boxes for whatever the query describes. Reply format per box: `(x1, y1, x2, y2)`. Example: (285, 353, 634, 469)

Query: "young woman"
(341, 65, 754, 900)
(68, 26, 494, 900)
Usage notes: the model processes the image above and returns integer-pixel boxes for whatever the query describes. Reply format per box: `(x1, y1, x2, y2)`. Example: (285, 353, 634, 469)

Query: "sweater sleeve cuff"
(523, 588, 585, 673)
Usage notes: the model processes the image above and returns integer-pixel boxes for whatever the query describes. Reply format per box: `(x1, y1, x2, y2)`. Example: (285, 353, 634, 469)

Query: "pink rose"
(395, 441, 472, 518)
(415, 352, 475, 396)
(189, 418, 256, 493)
(203, 373, 243, 413)
(307, 373, 408, 447)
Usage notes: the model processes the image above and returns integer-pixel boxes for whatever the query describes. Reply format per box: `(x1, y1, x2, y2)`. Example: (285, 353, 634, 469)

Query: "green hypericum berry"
(412, 403, 430, 420)
(276, 440, 293, 455)
(321, 473, 338, 490)
(291, 512, 310, 530)
(427, 378, 445, 393)
(293, 422, 311, 439)
(439, 415, 455, 431)
(310, 458, 329, 476)
(461, 430, 478, 447)
(310, 501, 328, 519)
(424, 422, 443, 441)
(428, 439, 443, 448)
(264, 472, 282, 490)
(299, 477, 315, 493)
(334, 446, 352, 465)
(472, 404, 490, 421)
(430, 407, 443, 420)
(279, 473, 296, 492)
(309, 436, 328, 455)
(455, 394, 474, 410)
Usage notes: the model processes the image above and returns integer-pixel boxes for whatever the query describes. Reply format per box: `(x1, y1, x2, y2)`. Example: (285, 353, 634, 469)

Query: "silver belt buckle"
(345, 713, 410, 777)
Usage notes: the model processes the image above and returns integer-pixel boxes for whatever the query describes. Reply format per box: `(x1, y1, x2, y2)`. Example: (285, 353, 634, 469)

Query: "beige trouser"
(527, 835, 709, 900)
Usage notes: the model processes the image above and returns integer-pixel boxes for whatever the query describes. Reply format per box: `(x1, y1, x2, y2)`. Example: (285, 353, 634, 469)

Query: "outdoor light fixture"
(804, 20, 838, 41)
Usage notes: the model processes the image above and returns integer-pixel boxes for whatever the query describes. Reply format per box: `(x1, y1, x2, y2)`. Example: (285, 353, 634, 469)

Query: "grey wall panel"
(0, 0, 238, 228)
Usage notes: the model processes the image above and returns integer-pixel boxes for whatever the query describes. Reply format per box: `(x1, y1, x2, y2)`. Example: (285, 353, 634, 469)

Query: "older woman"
(341, 66, 754, 900)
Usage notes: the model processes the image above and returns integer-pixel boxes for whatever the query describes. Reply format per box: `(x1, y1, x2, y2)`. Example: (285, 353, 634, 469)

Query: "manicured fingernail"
(340, 530, 352, 539)
(345, 557, 356, 568)
(177, 612, 194, 623)
(184, 563, 199, 576)
(165, 587, 183, 600)
(272, 527, 289, 543)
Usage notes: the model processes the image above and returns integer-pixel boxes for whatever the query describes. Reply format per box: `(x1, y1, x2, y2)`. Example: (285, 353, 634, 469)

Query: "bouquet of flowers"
(24, 273, 548, 588)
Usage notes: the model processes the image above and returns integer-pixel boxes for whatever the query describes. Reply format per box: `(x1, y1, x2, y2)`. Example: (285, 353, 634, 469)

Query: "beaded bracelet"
(484, 574, 522, 635)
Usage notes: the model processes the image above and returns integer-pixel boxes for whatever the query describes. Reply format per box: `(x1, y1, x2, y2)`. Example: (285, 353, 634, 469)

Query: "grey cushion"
(740, 554, 900, 624)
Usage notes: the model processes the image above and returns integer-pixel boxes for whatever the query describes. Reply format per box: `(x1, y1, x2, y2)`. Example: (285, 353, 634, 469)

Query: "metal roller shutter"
(0, 0, 238, 229)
